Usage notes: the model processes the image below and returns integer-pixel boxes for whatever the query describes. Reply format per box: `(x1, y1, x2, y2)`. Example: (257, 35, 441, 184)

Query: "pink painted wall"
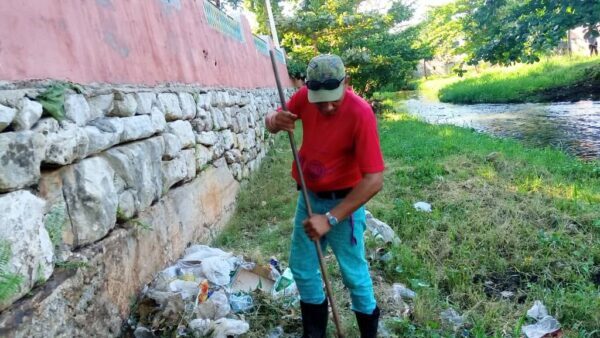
(0, 0, 292, 88)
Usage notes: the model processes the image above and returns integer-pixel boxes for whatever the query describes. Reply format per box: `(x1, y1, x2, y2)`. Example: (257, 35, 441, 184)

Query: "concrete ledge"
(0, 166, 239, 337)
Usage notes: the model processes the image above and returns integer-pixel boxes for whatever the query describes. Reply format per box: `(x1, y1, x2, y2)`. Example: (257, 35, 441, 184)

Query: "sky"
(241, 0, 453, 32)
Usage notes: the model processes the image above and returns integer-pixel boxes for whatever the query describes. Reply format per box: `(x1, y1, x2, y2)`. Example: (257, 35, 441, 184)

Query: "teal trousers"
(289, 191, 377, 314)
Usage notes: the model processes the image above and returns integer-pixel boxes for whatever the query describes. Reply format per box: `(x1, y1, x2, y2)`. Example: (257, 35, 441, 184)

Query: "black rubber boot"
(355, 306, 380, 338)
(300, 299, 329, 338)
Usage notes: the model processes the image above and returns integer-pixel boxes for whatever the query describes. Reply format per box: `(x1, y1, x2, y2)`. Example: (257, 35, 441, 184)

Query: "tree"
(269, 0, 425, 96)
(418, 1, 469, 64)
(461, 0, 600, 65)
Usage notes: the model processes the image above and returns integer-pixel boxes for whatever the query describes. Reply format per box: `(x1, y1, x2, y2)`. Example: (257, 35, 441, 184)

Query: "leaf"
(36, 84, 68, 121)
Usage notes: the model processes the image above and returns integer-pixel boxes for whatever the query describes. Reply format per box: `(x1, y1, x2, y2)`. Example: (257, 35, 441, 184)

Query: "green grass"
(0, 240, 24, 303)
(419, 56, 600, 104)
(215, 111, 600, 337)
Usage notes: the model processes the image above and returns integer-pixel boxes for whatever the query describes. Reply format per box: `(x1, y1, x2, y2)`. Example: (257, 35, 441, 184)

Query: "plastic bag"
(267, 326, 284, 338)
(272, 268, 298, 299)
(196, 290, 231, 320)
(526, 300, 548, 320)
(440, 308, 465, 331)
(212, 318, 249, 338)
(392, 283, 416, 300)
(413, 202, 432, 212)
(201, 255, 234, 285)
(169, 280, 199, 300)
(229, 293, 254, 313)
(522, 316, 561, 338)
(522, 301, 561, 338)
(183, 245, 232, 261)
(365, 211, 400, 244)
(188, 318, 212, 337)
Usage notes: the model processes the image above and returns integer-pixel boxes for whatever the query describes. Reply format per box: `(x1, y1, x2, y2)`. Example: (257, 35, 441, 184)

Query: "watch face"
(327, 213, 338, 226)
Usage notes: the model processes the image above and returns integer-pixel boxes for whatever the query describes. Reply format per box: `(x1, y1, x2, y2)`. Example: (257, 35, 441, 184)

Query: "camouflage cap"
(306, 54, 346, 103)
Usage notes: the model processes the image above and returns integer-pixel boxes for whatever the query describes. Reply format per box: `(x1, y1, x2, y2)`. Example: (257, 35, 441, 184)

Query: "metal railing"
(253, 35, 269, 56)
(202, 1, 286, 65)
(203, 0, 244, 42)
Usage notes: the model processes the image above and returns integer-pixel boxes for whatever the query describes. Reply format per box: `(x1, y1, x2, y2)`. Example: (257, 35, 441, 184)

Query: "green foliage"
(435, 56, 600, 103)
(36, 82, 83, 121)
(0, 240, 23, 302)
(131, 219, 153, 232)
(217, 108, 600, 335)
(260, 0, 425, 97)
(56, 260, 89, 270)
(423, 0, 600, 65)
(45, 205, 66, 249)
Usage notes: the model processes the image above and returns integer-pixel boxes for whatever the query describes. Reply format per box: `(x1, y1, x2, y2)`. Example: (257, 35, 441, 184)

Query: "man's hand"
(266, 110, 298, 133)
(303, 214, 331, 241)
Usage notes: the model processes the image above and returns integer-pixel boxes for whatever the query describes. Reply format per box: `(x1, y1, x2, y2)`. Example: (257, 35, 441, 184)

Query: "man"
(588, 33, 598, 56)
(265, 54, 384, 337)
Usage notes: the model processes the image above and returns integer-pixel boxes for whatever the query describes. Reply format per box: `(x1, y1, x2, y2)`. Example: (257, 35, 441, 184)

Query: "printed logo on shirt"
(305, 160, 327, 181)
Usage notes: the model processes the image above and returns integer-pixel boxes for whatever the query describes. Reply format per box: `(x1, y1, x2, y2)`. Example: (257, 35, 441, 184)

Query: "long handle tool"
(269, 50, 344, 338)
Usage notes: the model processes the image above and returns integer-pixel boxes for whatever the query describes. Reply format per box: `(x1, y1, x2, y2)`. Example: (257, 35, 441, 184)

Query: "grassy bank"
(420, 57, 600, 104)
(215, 112, 600, 337)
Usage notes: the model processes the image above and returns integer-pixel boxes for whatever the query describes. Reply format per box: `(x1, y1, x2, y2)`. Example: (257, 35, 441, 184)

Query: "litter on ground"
(128, 245, 299, 337)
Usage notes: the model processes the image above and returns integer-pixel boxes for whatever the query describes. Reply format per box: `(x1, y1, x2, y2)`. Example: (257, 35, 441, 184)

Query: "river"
(401, 96, 600, 160)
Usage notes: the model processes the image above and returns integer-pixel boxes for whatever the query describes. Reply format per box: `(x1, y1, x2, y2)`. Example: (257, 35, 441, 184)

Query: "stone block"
(224, 149, 242, 164)
(110, 92, 137, 117)
(84, 117, 123, 155)
(0, 103, 16, 132)
(87, 94, 114, 117)
(121, 115, 155, 143)
(44, 123, 89, 165)
(196, 131, 218, 146)
(157, 93, 183, 121)
(166, 120, 195, 149)
(102, 137, 164, 215)
(162, 133, 182, 160)
(64, 94, 97, 126)
(61, 157, 118, 247)
(178, 92, 196, 120)
(195, 144, 211, 170)
(0, 190, 53, 311)
(220, 130, 235, 150)
(211, 108, 227, 130)
(135, 92, 156, 115)
(150, 106, 167, 133)
(12, 98, 43, 131)
(181, 149, 196, 182)
(31, 118, 60, 136)
(0, 131, 45, 192)
(196, 92, 212, 110)
(161, 155, 187, 193)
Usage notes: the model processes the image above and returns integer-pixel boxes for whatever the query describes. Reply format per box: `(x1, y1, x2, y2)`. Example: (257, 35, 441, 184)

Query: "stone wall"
(0, 82, 291, 337)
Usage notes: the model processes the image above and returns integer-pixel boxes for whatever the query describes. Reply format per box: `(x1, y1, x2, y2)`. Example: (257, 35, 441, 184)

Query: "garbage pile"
(128, 245, 299, 338)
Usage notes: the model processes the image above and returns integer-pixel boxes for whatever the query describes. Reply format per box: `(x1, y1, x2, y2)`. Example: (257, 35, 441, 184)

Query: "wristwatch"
(325, 211, 339, 226)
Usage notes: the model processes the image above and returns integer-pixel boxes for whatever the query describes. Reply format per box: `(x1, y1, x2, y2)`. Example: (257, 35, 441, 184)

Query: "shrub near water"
(432, 57, 600, 104)
(216, 111, 600, 336)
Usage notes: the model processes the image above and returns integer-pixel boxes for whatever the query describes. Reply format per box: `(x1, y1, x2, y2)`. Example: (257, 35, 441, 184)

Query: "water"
(401, 95, 600, 160)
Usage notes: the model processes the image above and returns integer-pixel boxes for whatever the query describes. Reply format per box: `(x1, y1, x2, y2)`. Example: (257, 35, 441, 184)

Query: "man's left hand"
(303, 214, 331, 241)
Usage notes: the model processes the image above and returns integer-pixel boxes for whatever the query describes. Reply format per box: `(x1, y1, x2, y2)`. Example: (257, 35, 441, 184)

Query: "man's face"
(313, 81, 347, 116)
(315, 97, 344, 116)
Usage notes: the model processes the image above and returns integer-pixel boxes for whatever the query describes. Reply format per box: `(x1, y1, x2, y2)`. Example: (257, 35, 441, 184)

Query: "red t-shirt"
(286, 86, 385, 192)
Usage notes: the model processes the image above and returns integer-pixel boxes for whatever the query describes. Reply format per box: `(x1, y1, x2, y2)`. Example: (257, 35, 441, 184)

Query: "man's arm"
(265, 110, 298, 134)
(303, 172, 384, 241)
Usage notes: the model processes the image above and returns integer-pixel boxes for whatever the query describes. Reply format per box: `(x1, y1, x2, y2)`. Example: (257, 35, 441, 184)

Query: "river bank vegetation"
(216, 108, 600, 336)
(419, 57, 600, 104)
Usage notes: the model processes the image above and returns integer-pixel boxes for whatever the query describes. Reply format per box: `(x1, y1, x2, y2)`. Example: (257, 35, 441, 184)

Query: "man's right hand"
(266, 110, 298, 133)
